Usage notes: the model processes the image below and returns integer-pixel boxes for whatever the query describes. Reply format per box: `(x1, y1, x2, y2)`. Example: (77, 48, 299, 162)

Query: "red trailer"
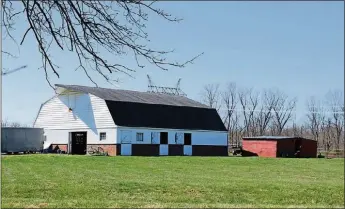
(242, 136, 317, 158)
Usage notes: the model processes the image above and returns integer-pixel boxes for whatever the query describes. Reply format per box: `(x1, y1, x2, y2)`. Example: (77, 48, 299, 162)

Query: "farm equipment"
(87, 146, 108, 156)
(229, 144, 243, 156)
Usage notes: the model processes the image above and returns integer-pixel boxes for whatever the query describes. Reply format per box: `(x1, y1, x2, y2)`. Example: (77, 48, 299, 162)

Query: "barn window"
(160, 132, 168, 144)
(100, 132, 106, 140)
(184, 133, 192, 145)
(136, 133, 144, 142)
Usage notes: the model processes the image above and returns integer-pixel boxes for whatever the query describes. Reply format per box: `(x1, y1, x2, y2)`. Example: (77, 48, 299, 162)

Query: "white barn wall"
(34, 91, 117, 146)
(117, 127, 227, 146)
(43, 128, 117, 145)
(89, 94, 115, 128)
(34, 92, 115, 130)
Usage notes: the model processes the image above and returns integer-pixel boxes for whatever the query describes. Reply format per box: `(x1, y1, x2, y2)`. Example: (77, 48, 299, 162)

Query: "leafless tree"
(321, 118, 335, 154)
(2, 0, 202, 88)
(269, 90, 297, 135)
(255, 89, 277, 135)
(238, 88, 259, 137)
(306, 96, 325, 146)
(325, 90, 344, 151)
(221, 82, 237, 133)
(201, 83, 221, 112)
(231, 111, 243, 146)
(1, 119, 28, 127)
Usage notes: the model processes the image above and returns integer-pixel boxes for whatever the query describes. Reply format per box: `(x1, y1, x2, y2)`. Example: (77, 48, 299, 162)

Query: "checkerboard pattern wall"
(119, 130, 228, 156)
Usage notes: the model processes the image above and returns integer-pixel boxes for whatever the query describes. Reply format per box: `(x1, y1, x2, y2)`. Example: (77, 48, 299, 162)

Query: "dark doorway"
(184, 133, 192, 145)
(294, 139, 302, 158)
(160, 132, 168, 144)
(71, 132, 87, 155)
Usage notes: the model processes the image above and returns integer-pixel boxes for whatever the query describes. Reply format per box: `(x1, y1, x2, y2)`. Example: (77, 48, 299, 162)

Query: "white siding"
(89, 94, 115, 128)
(43, 128, 116, 146)
(34, 91, 116, 145)
(34, 93, 115, 130)
(116, 127, 227, 146)
(189, 131, 228, 146)
(119, 130, 133, 144)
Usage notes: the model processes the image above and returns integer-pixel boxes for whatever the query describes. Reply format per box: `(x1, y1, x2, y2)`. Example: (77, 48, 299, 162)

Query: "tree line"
(1, 119, 29, 128)
(200, 82, 344, 153)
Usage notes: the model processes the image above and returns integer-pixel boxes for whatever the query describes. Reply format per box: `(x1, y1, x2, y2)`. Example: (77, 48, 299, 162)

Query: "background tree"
(200, 83, 221, 112)
(2, 0, 202, 88)
(255, 89, 277, 136)
(221, 82, 237, 144)
(306, 96, 325, 147)
(270, 90, 297, 135)
(200, 81, 344, 155)
(325, 90, 344, 151)
(238, 87, 259, 137)
(1, 119, 29, 127)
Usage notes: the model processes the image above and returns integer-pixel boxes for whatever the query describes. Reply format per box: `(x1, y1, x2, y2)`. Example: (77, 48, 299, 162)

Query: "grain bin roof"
(55, 84, 227, 131)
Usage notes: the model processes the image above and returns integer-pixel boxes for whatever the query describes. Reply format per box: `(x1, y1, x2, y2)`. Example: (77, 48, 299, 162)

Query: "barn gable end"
(34, 92, 115, 130)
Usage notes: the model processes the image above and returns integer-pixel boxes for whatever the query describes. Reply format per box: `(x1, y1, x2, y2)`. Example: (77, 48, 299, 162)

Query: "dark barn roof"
(55, 84, 227, 131)
(242, 136, 314, 141)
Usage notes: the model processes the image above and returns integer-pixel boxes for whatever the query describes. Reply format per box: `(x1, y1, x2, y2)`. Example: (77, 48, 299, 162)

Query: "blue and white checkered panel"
(183, 145, 192, 156)
(159, 145, 168, 155)
(121, 144, 131, 156)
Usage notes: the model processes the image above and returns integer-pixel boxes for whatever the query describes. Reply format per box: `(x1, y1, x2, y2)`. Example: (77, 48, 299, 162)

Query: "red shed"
(242, 136, 317, 158)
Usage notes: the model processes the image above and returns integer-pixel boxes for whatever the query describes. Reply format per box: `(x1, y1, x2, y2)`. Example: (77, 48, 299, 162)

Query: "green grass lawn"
(1, 155, 344, 208)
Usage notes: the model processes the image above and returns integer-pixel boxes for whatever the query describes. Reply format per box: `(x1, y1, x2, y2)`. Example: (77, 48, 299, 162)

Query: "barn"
(33, 84, 228, 156)
(242, 136, 317, 158)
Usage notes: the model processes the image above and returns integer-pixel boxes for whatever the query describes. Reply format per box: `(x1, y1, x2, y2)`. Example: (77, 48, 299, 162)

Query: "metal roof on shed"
(55, 84, 209, 109)
(242, 136, 314, 141)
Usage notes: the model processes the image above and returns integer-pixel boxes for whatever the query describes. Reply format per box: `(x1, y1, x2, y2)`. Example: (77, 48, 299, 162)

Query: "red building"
(242, 136, 317, 158)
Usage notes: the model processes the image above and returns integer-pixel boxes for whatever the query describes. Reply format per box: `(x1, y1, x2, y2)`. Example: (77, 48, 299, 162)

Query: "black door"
(71, 132, 87, 155)
(294, 139, 302, 157)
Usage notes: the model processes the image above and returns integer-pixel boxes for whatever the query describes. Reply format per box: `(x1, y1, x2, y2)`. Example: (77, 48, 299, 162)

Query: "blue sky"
(2, 1, 344, 125)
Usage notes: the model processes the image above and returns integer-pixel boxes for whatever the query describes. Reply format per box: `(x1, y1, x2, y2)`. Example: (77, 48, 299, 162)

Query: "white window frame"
(100, 132, 106, 141)
(136, 133, 144, 142)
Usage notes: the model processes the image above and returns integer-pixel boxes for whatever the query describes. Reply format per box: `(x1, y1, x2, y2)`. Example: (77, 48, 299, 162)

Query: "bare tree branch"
(2, 0, 203, 87)
(201, 83, 221, 112)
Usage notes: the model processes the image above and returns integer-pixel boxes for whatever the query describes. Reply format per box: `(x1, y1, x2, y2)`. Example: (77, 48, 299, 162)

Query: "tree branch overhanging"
(2, 0, 203, 88)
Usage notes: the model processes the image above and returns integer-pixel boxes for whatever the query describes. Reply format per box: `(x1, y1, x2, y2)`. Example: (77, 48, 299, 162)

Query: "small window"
(136, 133, 144, 142)
(160, 132, 168, 144)
(184, 133, 192, 145)
(100, 132, 106, 140)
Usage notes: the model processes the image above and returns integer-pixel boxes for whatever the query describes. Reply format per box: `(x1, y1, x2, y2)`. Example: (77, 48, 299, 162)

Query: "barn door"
(121, 144, 132, 156)
(120, 130, 132, 144)
(71, 132, 87, 155)
(151, 132, 159, 144)
(175, 132, 183, 144)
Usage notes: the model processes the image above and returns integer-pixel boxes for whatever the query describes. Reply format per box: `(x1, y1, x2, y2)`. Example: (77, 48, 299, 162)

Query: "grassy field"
(1, 155, 344, 208)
